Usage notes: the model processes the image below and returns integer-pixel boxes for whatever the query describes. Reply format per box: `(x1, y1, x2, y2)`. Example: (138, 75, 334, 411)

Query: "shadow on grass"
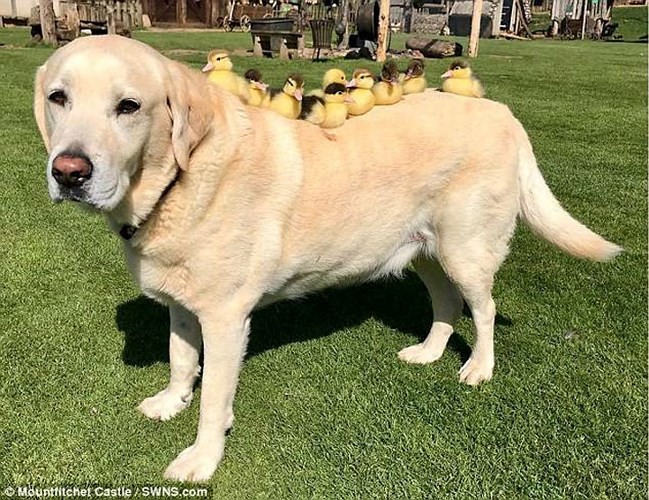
(116, 271, 512, 368)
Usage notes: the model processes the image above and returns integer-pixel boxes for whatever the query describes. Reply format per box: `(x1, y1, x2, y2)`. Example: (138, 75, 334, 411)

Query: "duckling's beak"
(441, 70, 453, 79)
(346, 79, 356, 88)
(252, 81, 268, 91)
(294, 89, 303, 101)
(344, 95, 354, 104)
(202, 62, 214, 72)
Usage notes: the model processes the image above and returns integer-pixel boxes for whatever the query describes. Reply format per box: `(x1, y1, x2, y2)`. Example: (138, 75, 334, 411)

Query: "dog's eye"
(48, 90, 67, 106)
(116, 98, 141, 115)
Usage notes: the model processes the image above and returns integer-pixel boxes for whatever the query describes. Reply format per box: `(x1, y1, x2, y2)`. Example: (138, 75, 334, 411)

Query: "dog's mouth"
(56, 188, 86, 203)
(49, 180, 121, 212)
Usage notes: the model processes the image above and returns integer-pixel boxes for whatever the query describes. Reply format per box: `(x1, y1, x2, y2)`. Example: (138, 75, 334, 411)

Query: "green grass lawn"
(612, 6, 648, 41)
(0, 26, 646, 499)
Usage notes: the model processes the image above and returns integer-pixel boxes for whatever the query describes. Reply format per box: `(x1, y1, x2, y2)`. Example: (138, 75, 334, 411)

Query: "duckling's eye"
(48, 90, 67, 107)
(116, 98, 141, 115)
(287, 80, 294, 86)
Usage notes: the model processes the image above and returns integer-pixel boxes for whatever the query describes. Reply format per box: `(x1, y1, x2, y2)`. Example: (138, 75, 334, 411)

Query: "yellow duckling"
(345, 68, 376, 116)
(320, 82, 353, 129)
(268, 74, 304, 120)
(400, 58, 427, 95)
(202, 50, 249, 103)
(373, 59, 403, 105)
(440, 59, 484, 98)
(244, 69, 269, 107)
(322, 68, 347, 87)
(306, 68, 348, 97)
(300, 82, 353, 127)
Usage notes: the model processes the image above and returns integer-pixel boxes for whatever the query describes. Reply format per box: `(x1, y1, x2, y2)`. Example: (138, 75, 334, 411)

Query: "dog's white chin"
(48, 179, 127, 212)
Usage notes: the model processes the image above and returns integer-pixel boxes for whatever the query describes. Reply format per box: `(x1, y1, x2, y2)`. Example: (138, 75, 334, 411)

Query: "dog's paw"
(138, 389, 193, 421)
(164, 444, 223, 482)
(398, 343, 444, 364)
(458, 356, 494, 386)
(225, 408, 234, 432)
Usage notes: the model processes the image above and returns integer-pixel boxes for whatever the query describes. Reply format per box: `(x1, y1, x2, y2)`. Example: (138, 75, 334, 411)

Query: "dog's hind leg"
(138, 303, 202, 421)
(453, 273, 497, 386)
(437, 231, 511, 385)
(398, 257, 463, 364)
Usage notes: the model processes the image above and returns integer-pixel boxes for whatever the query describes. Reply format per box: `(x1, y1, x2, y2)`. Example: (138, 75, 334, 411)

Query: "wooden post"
(135, 0, 143, 26)
(39, 0, 57, 44)
(61, 3, 80, 40)
(178, 0, 187, 25)
(580, 0, 588, 39)
(376, 0, 390, 62)
(337, 0, 350, 50)
(468, 0, 483, 57)
(402, 0, 412, 34)
(106, 1, 116, 34)
(210, 0, 219, 27)
(124, 0, 132, 31)
(492, 0, 504, 36)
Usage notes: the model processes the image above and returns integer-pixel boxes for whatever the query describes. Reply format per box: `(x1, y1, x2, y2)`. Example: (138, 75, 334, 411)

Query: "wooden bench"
(251, 30, 304, 59)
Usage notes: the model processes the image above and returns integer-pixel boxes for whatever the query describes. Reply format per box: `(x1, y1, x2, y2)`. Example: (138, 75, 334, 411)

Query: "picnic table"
(250, 17, 304, 59)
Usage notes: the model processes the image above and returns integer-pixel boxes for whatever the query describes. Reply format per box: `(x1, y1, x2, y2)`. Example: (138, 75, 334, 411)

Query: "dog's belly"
(260, 225, 435, 306)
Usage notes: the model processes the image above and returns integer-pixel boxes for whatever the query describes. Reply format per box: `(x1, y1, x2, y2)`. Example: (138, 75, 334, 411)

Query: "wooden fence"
(60, 0, 143, 29)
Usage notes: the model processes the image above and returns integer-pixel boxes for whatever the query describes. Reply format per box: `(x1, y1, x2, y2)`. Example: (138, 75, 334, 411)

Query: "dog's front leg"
(164, 309, 250, 482)
(138, 303, 201, 421)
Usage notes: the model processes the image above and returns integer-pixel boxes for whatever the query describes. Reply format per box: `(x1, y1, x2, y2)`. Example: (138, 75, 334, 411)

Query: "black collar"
(119, 170, 180, 241)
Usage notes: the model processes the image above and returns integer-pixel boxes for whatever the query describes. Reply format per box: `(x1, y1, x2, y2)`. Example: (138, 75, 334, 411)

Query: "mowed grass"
(0, 26, 646, 498)
(612, 6, 648, 41)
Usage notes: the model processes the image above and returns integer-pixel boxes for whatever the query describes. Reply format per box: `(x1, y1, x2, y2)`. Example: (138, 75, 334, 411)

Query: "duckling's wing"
(299, 95, 325, 120)
(237, 76, 251, 101)
(471, 78, 485, 98)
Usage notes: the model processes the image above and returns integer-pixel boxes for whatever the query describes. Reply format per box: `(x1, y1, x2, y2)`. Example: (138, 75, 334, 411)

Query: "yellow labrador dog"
(34, 36, 620, 481)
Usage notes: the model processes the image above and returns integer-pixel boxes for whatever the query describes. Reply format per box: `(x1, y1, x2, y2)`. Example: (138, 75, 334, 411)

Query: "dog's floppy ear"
(166, 61, 213, 171)
(33, 64, 51, 152)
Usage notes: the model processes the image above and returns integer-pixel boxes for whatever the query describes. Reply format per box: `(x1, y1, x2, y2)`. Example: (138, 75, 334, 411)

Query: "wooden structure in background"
(71, 0, 142, 28)
(142, 0, 226, 26)
(550, 0, 613, 36)
(29, 0, 142, 43)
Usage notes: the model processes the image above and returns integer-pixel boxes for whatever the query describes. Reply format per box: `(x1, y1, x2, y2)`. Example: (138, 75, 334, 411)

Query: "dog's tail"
(517, 134, 622, 262)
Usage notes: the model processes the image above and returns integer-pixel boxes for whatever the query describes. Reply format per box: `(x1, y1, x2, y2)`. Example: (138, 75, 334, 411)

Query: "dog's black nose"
(51, 153, 93, 188)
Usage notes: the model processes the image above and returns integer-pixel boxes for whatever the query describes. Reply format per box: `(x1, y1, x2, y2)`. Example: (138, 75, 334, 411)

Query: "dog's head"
(34, 35, 213, 212)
